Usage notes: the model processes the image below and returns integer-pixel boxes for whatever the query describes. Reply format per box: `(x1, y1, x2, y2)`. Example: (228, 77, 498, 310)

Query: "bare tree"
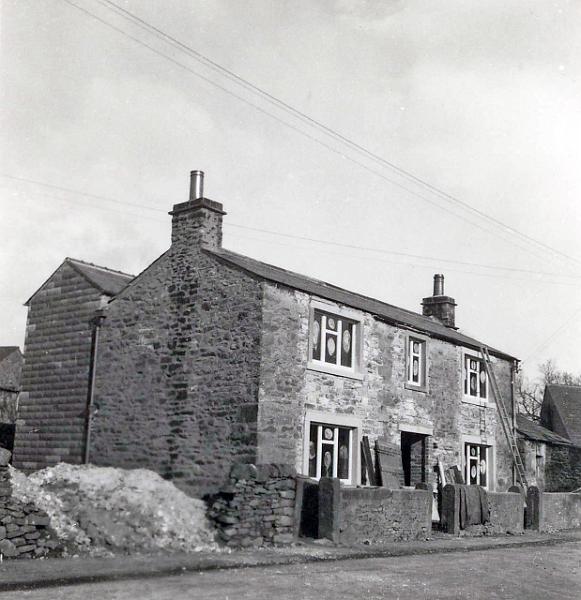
(516, 360, 581, 421)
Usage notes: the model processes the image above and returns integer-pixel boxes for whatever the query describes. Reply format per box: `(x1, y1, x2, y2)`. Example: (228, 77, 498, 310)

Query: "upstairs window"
(406, 336, 427, 391)
(310, 308, 359, 374)
(464, 355, 488, 400)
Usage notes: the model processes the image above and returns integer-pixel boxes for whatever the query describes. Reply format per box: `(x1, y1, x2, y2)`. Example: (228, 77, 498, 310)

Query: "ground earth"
(6, 539, 581, 599)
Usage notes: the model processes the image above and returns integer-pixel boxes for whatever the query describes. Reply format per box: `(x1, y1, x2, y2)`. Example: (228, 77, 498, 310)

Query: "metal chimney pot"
(433, 274, 445, 296)
(190, 170, 204, 201)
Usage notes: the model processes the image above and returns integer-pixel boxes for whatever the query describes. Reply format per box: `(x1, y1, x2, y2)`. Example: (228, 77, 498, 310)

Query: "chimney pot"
(433, 274, 445, 296)
(190, 170, 204, 201)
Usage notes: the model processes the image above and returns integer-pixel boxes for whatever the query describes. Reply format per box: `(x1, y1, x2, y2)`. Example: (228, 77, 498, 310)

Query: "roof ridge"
(213, 247, 433, 323)
(65, 257, 134, 279)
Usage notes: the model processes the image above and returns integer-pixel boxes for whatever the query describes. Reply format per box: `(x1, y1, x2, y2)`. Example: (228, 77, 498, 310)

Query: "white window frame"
(462, 434, 495, 490)
(405, 333, 428, 392)
(307, 301, 363, 380)
(462, 350, 489, 407)
(303, 410, 362, 485)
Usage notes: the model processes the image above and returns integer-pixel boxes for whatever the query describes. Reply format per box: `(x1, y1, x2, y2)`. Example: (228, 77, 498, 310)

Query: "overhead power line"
(65, 0, 581, 271)
(3, 173, 581, 285)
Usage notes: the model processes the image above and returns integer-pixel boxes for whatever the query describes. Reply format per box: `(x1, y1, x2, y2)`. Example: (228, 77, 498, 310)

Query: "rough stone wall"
(13, 263, 107, 471)
(545, 444, 581, 492)
(0, 389, 18, 424)
(0, 450, 59, 559)
(90, 222, 264, 497)
(208, 463, 296, 547)
(0, 349, 23, 392)
(338, 487, 432, 544)
(257, 283, 515, 490)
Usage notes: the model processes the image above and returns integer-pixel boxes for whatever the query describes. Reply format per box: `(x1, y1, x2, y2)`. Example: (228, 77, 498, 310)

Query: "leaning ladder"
(480, 346, 528, 489)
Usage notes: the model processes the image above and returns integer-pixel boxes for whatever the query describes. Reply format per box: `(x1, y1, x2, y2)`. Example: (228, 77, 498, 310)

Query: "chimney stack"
(169, 170, 226, 250)
(422, 274, 457, 329)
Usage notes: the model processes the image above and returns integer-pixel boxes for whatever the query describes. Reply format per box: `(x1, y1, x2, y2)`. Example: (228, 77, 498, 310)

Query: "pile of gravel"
(10, 464, 217, 556)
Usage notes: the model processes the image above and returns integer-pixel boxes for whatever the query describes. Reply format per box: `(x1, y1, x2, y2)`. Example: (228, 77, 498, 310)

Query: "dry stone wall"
(208, 463, 296, 547)
(0, 450, 59, 559)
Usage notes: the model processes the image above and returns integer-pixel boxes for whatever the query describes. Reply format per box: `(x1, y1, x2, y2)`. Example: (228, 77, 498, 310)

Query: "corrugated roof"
(545, 384, 581, 446)
(67, 259, 134, 296)
(205, 247, 517, 360)
(0, 347, 20, 363)
(516, 413, 572, 445)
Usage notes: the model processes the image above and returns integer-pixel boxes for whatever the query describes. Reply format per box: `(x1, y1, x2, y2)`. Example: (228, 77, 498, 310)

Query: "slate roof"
(544, 384, 581, 446)
(205, 247, 517, 361)
(0, 347, 20, 363)
(516, 413, 572, 446)
(66, 258, 134, 296)
(25, 258, 134, 306)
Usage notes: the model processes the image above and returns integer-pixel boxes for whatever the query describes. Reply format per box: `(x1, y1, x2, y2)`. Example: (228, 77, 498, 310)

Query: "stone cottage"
(14, 171, 520, 498)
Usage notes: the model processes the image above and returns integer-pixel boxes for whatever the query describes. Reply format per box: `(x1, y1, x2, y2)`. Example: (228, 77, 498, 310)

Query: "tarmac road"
(7, 541, 581, 600)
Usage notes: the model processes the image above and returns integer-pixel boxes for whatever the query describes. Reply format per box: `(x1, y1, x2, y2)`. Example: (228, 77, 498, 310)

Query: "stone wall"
(487, 491, 524, 534)
(0, 348, 22, 393)
(441, 483, 523, 535)
(257, 283, 516, 491)
(0, 450, 59, 559)
(526, 486, 581, 532)
(13, 263, 107, 471)
(208, 463, 296, 547)
(545, 445, 581, 492)
(91, 207, 264, 497)
(318, 478, 432, 544)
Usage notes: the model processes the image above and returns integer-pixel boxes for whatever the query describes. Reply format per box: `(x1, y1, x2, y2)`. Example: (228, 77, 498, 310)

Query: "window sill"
(404, 382, 428, 394)
(462, 395, 490, 408)
(307, 361, 364, 381)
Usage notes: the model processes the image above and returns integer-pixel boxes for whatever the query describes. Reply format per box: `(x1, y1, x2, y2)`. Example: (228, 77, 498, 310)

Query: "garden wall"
(208, 463, 296, 547)
(318, 478, 432, 544)
(526, 486, 581, 532)
(0, 450, 60, 559)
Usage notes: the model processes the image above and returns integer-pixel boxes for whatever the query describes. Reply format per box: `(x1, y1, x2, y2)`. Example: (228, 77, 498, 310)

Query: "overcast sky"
(1, 0, 580, 380)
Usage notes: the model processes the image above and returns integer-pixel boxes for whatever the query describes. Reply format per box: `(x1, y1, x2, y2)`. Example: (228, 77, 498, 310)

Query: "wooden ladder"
(480, 346, 528, 489)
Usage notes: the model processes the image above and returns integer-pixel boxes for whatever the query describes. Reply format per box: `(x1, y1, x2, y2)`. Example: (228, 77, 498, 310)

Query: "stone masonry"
(90, 199, 264, 497)
(0, 449, 59, 559)
(208, 463, 296, 547)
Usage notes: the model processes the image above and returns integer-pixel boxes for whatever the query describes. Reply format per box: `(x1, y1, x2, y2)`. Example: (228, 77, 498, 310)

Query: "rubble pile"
(10, 463, 217, 556)
(0, 449, 60, 559)
(208, 463, 297, 547)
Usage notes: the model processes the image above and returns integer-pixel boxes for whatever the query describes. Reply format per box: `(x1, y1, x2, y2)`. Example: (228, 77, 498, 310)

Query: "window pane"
(308, 424, 318, 477)
(311, 311, 322, 361)
(340, 321, 353, 367)
(479, 364, 487, 398)
(325, 333, 337, 363)
(338, 427, 350, 480)
(470, 372, 478, 396)
(327, 316, 337, 331)
(412, 356, 420, 383)
(479, 451, 487, 487)
(321, 445, 334, 478)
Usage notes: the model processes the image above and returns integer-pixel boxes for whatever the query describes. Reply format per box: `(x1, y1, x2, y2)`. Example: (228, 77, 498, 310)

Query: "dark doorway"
(401, 431, 428, 487)
(0, 423, 15, 458)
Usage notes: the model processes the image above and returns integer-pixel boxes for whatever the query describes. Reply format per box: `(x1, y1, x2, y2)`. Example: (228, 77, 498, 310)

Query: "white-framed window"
(308, 422, 354, 483)
(406, 335, 427, 391)
(464, 442, 490, 488)
(308, 302, 362, 378)
(463, 354, 488, 400)
(303, 411, 362, 485)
